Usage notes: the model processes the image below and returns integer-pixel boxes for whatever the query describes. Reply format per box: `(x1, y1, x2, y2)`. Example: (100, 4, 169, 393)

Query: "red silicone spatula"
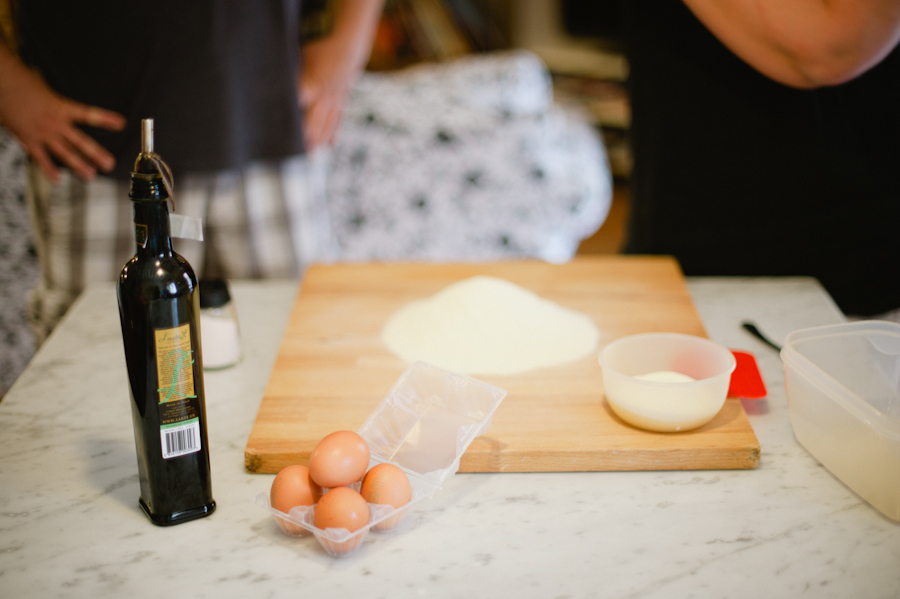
(728, 350, 767, 398)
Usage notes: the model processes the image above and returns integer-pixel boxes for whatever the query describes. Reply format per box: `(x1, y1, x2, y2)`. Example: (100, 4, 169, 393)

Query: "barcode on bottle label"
(161, 419, 201, 459)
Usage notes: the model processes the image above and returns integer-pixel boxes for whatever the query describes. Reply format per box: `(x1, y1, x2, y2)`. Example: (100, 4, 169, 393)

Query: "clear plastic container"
(782, 321, 900, 521)
(599, 333, 736, 432)
(256, 361, 507, 556)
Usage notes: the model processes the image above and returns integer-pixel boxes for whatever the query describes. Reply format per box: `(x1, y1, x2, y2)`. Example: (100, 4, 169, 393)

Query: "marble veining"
(1, 277, 898, 599)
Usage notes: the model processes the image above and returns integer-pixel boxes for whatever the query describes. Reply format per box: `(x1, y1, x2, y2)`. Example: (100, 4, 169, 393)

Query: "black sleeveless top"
(620, 0, 900, 316)
(16, 0, 305, 180)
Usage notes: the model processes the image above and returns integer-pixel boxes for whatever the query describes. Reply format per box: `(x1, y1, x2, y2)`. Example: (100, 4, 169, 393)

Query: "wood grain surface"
(244, 256, 760, 474)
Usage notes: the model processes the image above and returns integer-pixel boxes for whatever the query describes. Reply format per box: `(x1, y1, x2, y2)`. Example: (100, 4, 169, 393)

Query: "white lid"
(782, 321, 900, 438)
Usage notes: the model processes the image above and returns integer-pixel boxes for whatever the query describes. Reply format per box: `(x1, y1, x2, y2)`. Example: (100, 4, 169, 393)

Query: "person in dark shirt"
(1, 0, 383, 181)
(619, 0, 900, 317)
(0, 0, 384, 340)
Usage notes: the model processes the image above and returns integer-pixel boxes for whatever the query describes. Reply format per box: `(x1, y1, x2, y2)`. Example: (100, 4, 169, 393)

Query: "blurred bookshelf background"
(305, 0, 632, 254)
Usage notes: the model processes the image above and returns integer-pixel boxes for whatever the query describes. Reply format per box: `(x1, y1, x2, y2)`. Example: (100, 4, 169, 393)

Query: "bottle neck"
(130, 175, 173, 256)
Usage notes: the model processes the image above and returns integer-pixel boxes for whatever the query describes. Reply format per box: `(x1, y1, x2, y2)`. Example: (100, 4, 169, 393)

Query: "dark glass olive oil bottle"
(117, 119, 215, 526)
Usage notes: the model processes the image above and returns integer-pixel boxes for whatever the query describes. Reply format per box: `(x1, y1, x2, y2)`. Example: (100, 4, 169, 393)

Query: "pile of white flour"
(382, 276, 599, 376)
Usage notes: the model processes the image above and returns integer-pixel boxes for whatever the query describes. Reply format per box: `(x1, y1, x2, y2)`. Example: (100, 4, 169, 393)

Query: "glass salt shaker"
(199, 279, 242, 370)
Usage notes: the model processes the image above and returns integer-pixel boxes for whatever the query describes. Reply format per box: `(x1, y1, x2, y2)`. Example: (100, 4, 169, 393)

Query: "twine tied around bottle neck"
(138, 152, 177, 213)
(134, 151, 203, 241)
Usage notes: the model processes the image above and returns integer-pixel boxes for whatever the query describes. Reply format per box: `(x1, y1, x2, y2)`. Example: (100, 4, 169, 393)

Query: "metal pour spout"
(142, 119, 154, 154)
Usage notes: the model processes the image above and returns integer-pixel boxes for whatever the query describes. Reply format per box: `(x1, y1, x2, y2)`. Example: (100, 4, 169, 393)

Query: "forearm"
(682, 0, 900, 88)
(0, 37, 36, 125)
(299, 0, 384, 148)
(327, 0, 385, 72)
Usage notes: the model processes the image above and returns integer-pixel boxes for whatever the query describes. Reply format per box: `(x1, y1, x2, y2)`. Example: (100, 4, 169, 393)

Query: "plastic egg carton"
(257, 361, 507, 557)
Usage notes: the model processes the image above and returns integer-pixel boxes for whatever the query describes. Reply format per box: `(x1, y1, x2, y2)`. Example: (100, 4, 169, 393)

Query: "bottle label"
(135, 223, 148, 248)
(160, 419, 201, 460)
(169, 213, 204, 241)
(154, 323, 202, 459)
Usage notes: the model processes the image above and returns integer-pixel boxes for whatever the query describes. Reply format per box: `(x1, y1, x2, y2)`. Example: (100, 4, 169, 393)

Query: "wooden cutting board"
(245, 256, 760, 474)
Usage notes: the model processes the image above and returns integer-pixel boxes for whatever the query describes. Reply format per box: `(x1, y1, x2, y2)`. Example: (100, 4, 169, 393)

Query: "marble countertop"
(2, 276, 898, 598)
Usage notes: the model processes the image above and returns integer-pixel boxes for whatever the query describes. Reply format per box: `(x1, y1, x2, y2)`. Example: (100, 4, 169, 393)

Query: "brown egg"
(314, 487, 370, 554)
(360, 463, 412, 530)
(270, 464, 322, 534)
(309, 430, 370, 488)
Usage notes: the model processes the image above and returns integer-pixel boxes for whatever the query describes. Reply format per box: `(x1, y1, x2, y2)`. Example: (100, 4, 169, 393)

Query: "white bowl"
(599, 333, 736, 432)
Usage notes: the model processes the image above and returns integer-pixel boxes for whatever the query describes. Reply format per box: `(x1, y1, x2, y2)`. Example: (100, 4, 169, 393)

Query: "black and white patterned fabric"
(0, 128, 37, 397)
(0, 50, 613, 394)
(24, 153, 335, 344)
(326, 50, 611, 263)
